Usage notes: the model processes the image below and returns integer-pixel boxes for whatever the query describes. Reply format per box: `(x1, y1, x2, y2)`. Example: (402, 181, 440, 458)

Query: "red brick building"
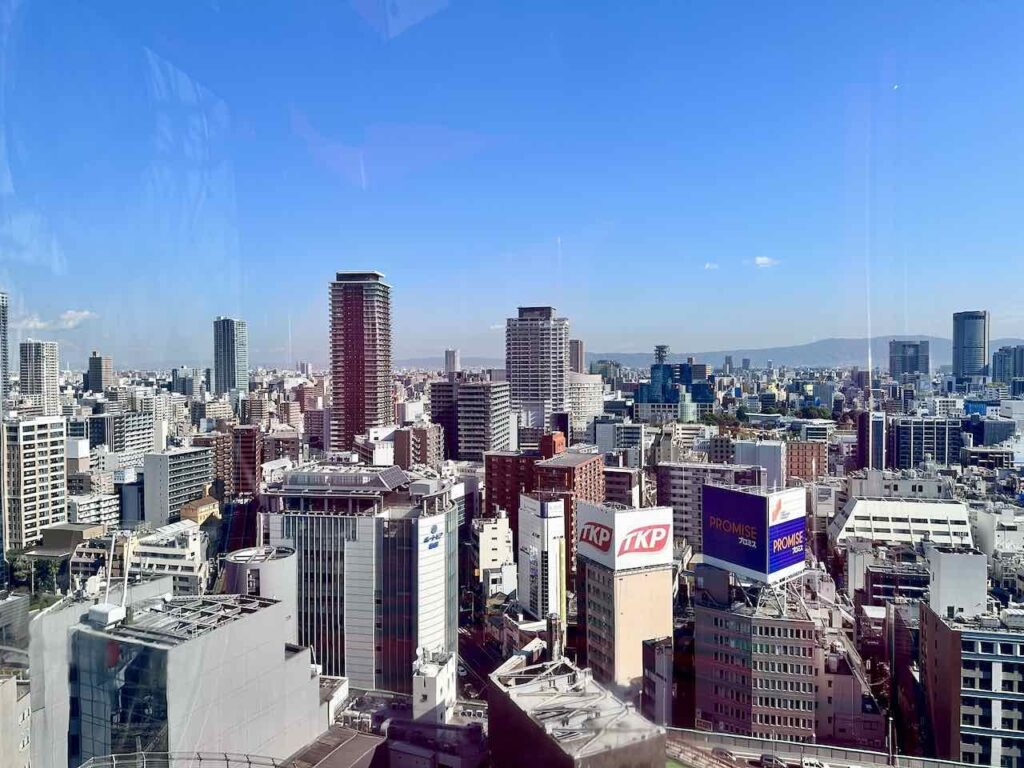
(232, 424, 263, 497)
(786, 440, 828, 482)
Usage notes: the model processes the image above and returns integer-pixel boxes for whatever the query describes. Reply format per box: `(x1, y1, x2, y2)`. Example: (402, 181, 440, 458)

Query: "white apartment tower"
(505, 306, 569, 447)
(1, 415, 66, 550)
(19, 340, 59, 416)
(213, 316, 249, 395)
(444, 348, 461, 374)
(0, 292, 8, 404)
(517, 493, 566, 621)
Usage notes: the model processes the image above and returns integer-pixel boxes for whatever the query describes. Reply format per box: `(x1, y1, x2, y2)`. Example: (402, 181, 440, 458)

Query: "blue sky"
(2, 0, 1024, 366)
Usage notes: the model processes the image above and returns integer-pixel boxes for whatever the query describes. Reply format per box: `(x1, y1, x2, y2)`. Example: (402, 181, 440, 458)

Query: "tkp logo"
(618, 524, 670, 556)
(579, 521, 613, 552)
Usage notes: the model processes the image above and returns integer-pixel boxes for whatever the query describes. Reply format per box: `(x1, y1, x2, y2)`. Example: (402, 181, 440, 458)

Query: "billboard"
(702, 485, 806, 584)
(576, 502, 673, 571)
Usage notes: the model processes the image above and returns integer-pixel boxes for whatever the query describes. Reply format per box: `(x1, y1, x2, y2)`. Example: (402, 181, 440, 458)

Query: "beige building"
(575, 501, 674, 694)
(1, 415, 67, 550)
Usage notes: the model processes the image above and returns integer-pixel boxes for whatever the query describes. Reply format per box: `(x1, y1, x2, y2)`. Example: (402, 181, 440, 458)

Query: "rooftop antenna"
(654, 345, 670, 365)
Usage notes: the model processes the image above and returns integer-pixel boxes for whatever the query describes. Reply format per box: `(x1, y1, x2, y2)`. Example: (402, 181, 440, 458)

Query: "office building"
(488, 655, 666, 768)
(84, 350, 113, 394)
(443, 348, 460, 374)
(694, 566, 885, 748)
(569, 338, 585, 374)
(655, 461, 764, 552)
(142, 447, 214, 527)
(19, 340, 59, 416)
(576, 502, 674, 692)
(603, 466, 642, 507)
(828, 498, 973, 549)
(430, 379, 512, 461)
(889, 340, 930, 378)
(223, 545, 299, 643)
(329, 271, 392, 451)
(0, 673, 30, 768)
(213, 316, 249, 395)
(517, 493, 566, 621)
(855, 410, 886, 470)
(263, 464, 459, 690)
(89, 411, 155, 468)
(919, 547, 1024, 767)
(566, 371, 604, 442)
(888, 415, 965, 468)
(0, 292, 7, 405)
(953, 310, 991, 381)
(786, 440, 827, 482)
(505, 306, 569, 447)
(393, 421, 443, 469)
(67, 594, 325, 767)
(992, 345, 1024, 384)
(1, 415, 66, 550)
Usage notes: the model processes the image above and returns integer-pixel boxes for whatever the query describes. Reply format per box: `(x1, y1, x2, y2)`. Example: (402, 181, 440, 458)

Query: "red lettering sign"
(579, 521, 613, 552)
(618, 524, 670, 556)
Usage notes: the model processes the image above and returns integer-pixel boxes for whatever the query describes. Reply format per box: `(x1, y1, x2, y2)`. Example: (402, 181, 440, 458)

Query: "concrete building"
(576, 502, 674, 693)
(85, 350, 114, 393)
(0, 674, 31, 768)
(393, 421, 444, 469)
(192, 431, 233, 499)
(992, 344, 1024, 384)
(329, 271, 392, 451)
(67, 594, 325, 767)
(734, 439, 787, 490)
(223, 545, 299, 643)
(845, 467, 953, 501)
(1, 415, 66, 550)
(919, 546, 1024, 767)
(569, 338, 586, 374)
(19, 340, 59, 416)
(953, 310, 991, 381)
(517, 493, 566, 621)
(856, 410, 887, 471)
(488, 655, 666, 768)
(694, 566, 885, 748)
(889, 339, 931, 378)
(505, 306, 569, 447)
(655, 461, 764, 552)
(786, 440, 827, 482)
(89, 411, 156, 469)
(567, 371, 604, 443)
(142, 447, 214, 527)
(213, 315, 249, 395)
(0, 292, 7, 405)
(67, 493, 120, 529)
(431, 378, 513, 461)
(474, 512, 515, 588)
(641, 636, 674, 726)
(263, 464, 459, 691)
(232, 424, 262, 496)
(444, 348, 460, 374)
(603, 466, 642, 508)
(828, 497, 973, 549)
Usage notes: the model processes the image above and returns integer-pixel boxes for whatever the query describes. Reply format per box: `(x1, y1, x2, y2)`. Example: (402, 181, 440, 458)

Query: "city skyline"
(4, 2, 1024, 364)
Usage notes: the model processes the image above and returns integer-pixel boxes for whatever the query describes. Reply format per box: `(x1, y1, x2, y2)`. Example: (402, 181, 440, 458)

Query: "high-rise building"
(263, 464, 459, 690)
(444, 348, 460, 374)
(516, 492, 566, 621)
(213, 316, 249, 395)
(329, 272, 392, 451)
(88, 411, 155, 469)
(575, 501, 673, 692)
(0, 292, 8, 405)
(888, 415, 965, 468)
(142, 447, 214, 528)
(232, 424, 263, 497)
(429, 379, 512, 461)
(1, 415, 66, 550)
(566, 372, 604, 443)
(888, 339, 930, 378)
(19, 340, 59, 416)
(569, 338, 585, 374)
(85, 350, 113, 393)
(733, 439, 787, 490)
(505, 306, 569, 447)
(992, 344, 1024, 384)
(855, 410, 887, 470)
(953, 310, 990, 381)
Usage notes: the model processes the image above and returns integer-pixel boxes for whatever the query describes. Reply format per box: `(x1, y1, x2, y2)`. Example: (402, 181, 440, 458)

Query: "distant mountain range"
(589, 336, 1024, 369)
(396, 336, 1024, 371)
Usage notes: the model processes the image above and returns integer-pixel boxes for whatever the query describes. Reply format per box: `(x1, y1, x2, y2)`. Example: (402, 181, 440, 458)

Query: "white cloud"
(488, 323, 504, 331)
(12, 309, 98, 331)
(754, 256, 780, 268)
(704, 261, 719, 270)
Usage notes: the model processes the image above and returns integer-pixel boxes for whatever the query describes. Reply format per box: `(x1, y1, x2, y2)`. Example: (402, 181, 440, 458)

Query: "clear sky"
(2, 1, 1024, 367)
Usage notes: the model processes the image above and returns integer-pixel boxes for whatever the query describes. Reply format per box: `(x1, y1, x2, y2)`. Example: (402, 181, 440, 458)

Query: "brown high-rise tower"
(329, 271, 392, 451)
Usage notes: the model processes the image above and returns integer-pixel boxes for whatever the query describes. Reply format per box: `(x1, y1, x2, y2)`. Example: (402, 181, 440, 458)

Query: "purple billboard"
(701, 485, 766, 577)
(702, 485, 807, 583)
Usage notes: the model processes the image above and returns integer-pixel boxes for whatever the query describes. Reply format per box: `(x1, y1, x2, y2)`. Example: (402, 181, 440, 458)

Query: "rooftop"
(95, 594, 277, 648)
(535, 452, 601, 468)
(489, 656, 663, 758)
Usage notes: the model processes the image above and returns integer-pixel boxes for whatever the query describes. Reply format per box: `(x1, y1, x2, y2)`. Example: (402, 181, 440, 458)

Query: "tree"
(736, 406, 749, 423)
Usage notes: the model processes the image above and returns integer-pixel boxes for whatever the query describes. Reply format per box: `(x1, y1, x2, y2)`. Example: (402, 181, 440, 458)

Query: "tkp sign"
(579, 521, 613, 552)
(618, 524, 670, 556)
